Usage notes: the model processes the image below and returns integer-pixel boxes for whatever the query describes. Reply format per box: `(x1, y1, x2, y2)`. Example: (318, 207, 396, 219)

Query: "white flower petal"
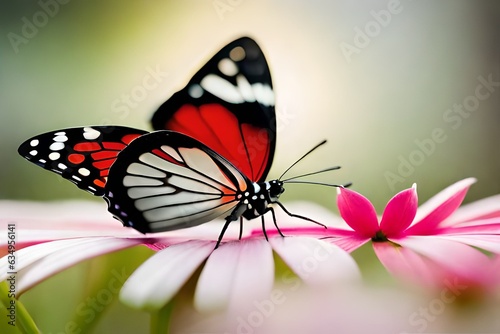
(120, 240, 214, 310)
(270, 237, 360, 285)
(441, 194, 500, 226)
(194, 239, 274, 312)
(1, 237, 141, 294)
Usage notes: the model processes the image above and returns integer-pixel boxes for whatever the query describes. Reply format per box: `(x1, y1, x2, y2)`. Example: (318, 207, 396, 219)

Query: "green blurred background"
(1, 0, 500, 333)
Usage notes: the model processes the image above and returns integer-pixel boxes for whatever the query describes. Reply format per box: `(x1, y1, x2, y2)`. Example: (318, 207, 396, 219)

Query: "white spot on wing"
(49, 142, 65, 151)
(200, 74, 243, 104)
(236, 74, 255, 102)
(83, 127, 100, 140)
(188, 84, 203, 98)
(54, 135, 68, 142)
(30, 139, 39, 147)
(29, 150, 37, 156)
(72, 175, 82, 182)
(49, 152, 60, 161)
(229, 46, 245, 61)
(78, 168, 90, 176)
(54, 132, 66, 136)
(218, 58, 238, 76)
(252, 83, 275, 107)
(58, 163, 67, 170)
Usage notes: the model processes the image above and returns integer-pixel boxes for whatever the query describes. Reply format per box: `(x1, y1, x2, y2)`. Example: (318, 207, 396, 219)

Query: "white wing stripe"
(201, 74, 244, 104)
(135, 192, 222, 211)
(179, 148, 236, 190)
(123, 175, 163, 187)
(127, 162, 167, 178)
(236, 74, 256, 102)
(127, 186, 176, 199)
(148, 201, 237, 232)
(144, 198, 230, 222)
(160, 145, 182, 162)
(168, 175, 221, 195)
(138, 152, 236, 192)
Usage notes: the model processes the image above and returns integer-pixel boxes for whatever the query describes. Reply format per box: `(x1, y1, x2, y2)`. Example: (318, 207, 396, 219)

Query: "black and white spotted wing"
(104, 131, 252, 233)
(18, 126, 147, 195)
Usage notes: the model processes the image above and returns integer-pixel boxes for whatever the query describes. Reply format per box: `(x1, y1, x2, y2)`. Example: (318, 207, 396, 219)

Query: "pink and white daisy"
(318, 177, 500, 286)
(0, 200, 360, 315)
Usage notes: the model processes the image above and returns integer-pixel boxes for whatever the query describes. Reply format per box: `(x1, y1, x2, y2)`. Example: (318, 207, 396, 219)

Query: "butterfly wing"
(104, 130, 251, 233)
(18, 126, 147, 195)
(151, 37, 276, 182)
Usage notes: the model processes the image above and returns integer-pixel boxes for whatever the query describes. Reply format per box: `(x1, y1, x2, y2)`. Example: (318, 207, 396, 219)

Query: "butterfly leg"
(275, 201, 327, 228)
(215, 219, 232, 249)
(238, 216, 243, 240)
(216, 204, 247, 248)
(261, 215, 269, 241)
(269, 207, 285, 237)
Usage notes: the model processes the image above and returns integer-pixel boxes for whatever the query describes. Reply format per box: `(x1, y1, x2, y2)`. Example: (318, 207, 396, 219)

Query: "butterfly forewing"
(151, 37, 276, 182)
(105, 131, 251, 233)
(18, 126, 147, 195)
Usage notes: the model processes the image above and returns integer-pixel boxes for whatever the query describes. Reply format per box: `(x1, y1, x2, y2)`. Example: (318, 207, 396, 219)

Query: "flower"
(0, 200, 360, 314)
(280, 178, 500, 286)
(119, 205, 360, 312)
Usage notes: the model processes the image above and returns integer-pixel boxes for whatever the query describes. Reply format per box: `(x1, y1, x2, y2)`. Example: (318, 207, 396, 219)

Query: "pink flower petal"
(372, 242, 442, 286)
(397, 236, 491, 283)
(337, 187, 379, 237)
(379, 185, 418, 237)
(0, 237, 141, 294)
(323, 235, 371, 253)
(441, 194, 500, 226)
(120, 240, 215, 309)
(194, 239, 274, 313)
(270, 237, 360, 285)
(407, 178, 476, 235)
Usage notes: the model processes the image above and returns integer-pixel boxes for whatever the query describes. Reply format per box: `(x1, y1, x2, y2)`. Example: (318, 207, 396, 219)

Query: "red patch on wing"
(93, 179, 106, 188)
(92, 159, 114, 170)
(103, 142, 126, 150)
(68, 153, 85, 164)
(152, 148, 183, 166)
(91, 150, 119, 161)
(165, 103, 270, 181)
(241, 124, 270, 181)
(74, 142, 101, 152)
(122, 134, 142, 144)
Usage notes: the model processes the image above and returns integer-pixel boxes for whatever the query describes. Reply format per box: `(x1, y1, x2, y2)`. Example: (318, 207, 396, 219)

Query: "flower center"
(371, 230, 389, 242)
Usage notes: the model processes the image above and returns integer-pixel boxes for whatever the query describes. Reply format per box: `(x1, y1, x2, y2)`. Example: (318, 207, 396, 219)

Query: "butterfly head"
(268, 179, 285, 202)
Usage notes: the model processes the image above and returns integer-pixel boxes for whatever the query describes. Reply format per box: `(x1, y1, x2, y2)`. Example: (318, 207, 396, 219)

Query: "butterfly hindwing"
(18, 126, 147, 195)
(151, 37, 276, 182)
(105, 130, 251, 233)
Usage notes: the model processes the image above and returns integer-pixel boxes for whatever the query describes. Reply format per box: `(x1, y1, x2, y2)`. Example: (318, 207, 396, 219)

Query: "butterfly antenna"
(281, 166, 341, 182)
(278, 140, 327, 180)
(283, 180, 352, 188)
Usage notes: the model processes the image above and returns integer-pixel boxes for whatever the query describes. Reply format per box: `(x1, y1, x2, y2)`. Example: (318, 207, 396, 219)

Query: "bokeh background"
(1, 0, 499, 333)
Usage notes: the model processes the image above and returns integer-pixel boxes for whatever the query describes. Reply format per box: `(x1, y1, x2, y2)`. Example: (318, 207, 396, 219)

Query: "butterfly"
(18, 37, 348, 247)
